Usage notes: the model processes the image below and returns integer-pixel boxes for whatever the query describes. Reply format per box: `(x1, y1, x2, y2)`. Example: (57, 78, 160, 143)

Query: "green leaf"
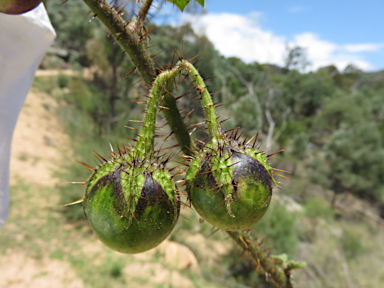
(271, 254, 306, 270)
(271, 253, 288, 264)
(166, 0, 204, 12)
(195, 0, 205, 7)
(167, 0, 190, 11)
(287, 260, 307, 270)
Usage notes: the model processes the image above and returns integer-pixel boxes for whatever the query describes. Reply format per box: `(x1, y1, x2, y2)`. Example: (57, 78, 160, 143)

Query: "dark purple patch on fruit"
(232, 152, 272, 195)
(135, 174, 174, 220)
(88, 170, 127, 215)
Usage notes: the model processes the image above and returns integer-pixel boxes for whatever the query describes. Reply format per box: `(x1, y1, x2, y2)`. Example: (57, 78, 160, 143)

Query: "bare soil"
(2, 81, 83, 287)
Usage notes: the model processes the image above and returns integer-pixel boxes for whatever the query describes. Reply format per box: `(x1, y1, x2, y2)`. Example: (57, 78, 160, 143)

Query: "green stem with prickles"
(165, 61, 222, 140)
(135, 0, 154, 31)
(135, 70, 176, 156)
(228, 231, 292, 288)
(83, 0, 155, 84)
(136, 60, 221, 155)
(135, 61, 191, 156)
(179, 62, 222, 140)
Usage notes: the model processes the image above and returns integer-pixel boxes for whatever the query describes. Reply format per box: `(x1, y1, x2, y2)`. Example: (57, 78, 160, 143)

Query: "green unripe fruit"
(83, 153, 180, 254)
(186, 138, 275, 231)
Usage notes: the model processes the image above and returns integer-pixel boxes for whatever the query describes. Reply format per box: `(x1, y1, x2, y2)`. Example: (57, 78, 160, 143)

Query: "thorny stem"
(135, 0, 154, 31)
(228, 231, 292, 288)
(135, 68, 182, 156)
(83, 0, 155, 84)
(83, 0, 192, 155)
(82, 1, 294, 286)
(180, 62, 222, 140)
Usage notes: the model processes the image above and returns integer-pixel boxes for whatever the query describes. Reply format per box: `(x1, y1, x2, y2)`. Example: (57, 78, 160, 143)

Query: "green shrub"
(255, 201, 299, 257)
(342, 227, 368, 259)
(57, 73, 69, 88)
(304, 197, 334, 220)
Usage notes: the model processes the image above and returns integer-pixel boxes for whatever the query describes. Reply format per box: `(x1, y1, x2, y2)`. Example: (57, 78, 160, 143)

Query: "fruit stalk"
(136, 59, 220, 155)
(135, 66, 187, 156)
(181, 63, 222, 140)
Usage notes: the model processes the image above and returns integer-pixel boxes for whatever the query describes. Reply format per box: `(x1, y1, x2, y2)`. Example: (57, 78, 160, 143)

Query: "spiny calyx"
(186, 132, 277, 231)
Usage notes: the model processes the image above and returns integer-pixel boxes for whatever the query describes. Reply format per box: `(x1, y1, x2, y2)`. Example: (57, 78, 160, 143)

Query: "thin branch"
(135, 0, 154, 31)
(265, 84, 291, 149)
(272, 106, 291, 144)
(265, 87, 275, 150)
(230, 66, 262, 131)
(227, 231, 292, 288)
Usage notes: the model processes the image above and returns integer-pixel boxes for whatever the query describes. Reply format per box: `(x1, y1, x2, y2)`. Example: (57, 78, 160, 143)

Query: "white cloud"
(292, 33, 376, 71)
(181, 12, 286, 64)
(179, 12, 382, 72)
(343, 43, 383, 53)
(293, 33, 336, 61)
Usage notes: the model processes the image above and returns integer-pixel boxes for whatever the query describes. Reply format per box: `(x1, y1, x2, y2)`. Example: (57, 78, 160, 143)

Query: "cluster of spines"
(66, 141, 187, 207)
(179, 126, 291, 188)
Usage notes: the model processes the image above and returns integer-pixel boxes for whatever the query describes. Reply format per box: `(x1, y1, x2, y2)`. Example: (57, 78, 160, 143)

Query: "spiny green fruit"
(0, 0, 42, 15)
(82, 148, 180, 254)
(80, 64, 187, 254)
(186, 132, 279, 231)
(172, 60, 281, 231)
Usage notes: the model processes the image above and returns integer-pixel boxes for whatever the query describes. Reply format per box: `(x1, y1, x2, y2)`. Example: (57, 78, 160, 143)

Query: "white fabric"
(0, 4, 56, 229)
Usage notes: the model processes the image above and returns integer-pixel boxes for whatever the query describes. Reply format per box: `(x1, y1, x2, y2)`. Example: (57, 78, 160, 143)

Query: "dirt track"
(2, 78, 83, 287)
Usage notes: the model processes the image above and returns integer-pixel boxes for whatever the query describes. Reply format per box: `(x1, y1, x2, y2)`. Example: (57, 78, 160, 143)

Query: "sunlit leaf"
(166, 0, 190, 11)
(287, 260, 307, 270)
(166, 0, 204, 12)
(195, 0, 205, 7)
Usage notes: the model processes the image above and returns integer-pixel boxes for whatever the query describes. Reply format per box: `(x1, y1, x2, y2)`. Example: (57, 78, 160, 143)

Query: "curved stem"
(135, 70, 178, 155)
(135, 61, 193, 155)
(136, 60, 222, 156)
(180, 62, 221, 140)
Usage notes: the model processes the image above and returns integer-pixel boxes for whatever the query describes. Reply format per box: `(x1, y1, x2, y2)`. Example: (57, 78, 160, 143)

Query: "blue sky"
(154, 0, 384, 72)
